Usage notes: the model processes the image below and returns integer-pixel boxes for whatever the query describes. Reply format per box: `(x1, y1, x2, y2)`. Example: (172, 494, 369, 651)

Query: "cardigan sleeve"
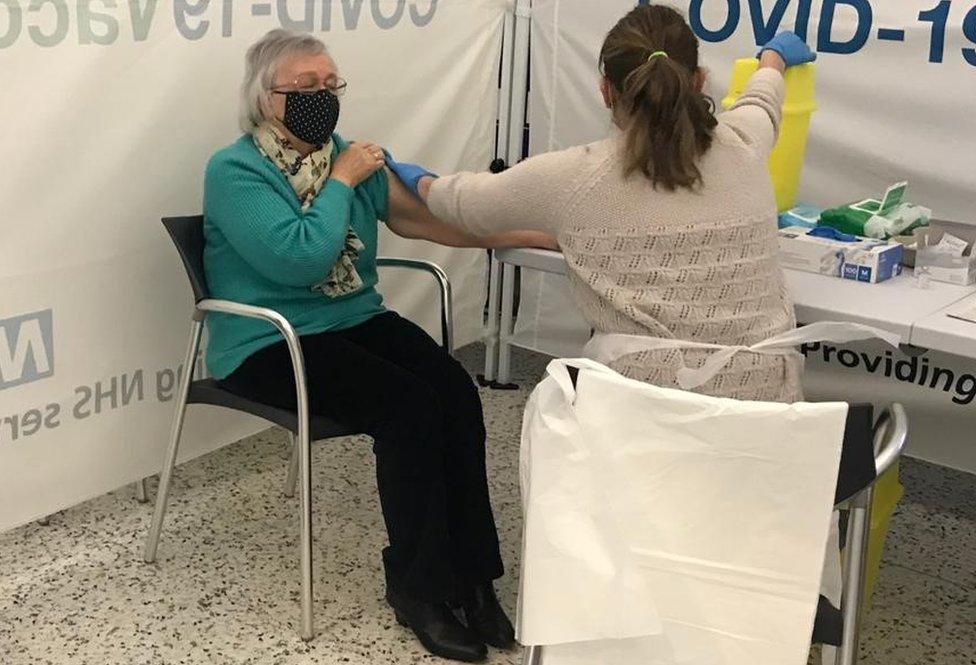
(721, 68, 786, 160)
(426, 144, 590, 238)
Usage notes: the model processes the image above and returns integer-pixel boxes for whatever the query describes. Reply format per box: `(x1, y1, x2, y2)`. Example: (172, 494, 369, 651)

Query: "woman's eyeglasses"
(271, 75, 348, 98)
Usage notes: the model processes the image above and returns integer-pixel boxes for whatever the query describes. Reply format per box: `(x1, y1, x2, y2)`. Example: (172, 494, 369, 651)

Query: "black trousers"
(219, 311, 504, 602)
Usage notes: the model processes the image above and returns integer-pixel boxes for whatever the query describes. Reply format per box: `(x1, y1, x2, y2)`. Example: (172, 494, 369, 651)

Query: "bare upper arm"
(385, 166, 435, 238)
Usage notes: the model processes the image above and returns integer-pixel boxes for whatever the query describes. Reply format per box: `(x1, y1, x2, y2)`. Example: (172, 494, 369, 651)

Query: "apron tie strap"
(584, 321, 902, 391)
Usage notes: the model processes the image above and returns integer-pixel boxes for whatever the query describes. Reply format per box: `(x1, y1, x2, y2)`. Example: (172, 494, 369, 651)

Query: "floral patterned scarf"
(252, 122, 365, 298)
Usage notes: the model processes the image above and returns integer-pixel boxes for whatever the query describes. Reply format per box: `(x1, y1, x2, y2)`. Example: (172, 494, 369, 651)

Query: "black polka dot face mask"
(280, 89, 341, 147)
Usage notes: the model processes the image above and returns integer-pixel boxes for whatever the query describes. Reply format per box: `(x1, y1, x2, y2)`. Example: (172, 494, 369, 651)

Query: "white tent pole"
(483, 0, 531, 388)
(496, 5, 516, 165)
(506, 0, 532, 165)
(482, 1, 525, 386)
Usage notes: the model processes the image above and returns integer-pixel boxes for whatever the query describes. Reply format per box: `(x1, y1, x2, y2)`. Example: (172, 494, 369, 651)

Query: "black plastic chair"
(520, 401, 908, 665)
(143, 215, 454, 642)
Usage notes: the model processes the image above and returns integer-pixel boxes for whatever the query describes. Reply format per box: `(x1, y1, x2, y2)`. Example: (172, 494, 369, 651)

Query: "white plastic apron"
(518, 322, 899, 665)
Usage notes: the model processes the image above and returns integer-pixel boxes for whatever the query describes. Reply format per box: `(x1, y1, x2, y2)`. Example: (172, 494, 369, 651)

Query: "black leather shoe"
(461, 584, 516, 650)
(388, 588, 488, 662)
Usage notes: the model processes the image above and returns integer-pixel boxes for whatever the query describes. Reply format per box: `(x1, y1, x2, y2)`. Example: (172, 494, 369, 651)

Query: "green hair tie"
(647, 51, 669, 61)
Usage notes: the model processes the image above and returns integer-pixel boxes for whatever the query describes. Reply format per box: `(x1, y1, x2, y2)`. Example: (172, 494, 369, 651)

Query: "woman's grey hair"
(239, 29, 330, 133)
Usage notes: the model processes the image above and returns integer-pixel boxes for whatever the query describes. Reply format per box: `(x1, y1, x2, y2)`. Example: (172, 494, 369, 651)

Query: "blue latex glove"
(808, 226, 858, 243)
(759, 31, 817, 67)
(384, 150, 437, 197)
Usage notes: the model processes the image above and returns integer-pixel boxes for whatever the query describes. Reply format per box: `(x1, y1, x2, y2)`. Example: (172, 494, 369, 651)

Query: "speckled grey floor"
(1, 345, 973, 665)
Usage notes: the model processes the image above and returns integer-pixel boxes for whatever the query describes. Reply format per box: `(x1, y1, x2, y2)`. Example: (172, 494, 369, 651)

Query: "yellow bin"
(721, 59, 817, 213)
(863, 462, 904, 609)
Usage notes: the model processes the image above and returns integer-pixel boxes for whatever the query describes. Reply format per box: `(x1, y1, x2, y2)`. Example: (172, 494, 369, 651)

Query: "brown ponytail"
(599, 5, 717, 191)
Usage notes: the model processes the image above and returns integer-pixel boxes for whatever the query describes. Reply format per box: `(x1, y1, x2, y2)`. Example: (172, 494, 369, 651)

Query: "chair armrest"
(196, 299, 297, 337)
(376, 257, 454, 353)
(873, 403, 908, 477)
(195, 299, 310, 444)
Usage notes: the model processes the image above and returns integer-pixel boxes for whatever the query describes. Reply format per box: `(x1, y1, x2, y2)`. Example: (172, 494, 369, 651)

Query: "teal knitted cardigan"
(202, 133, 388, 379)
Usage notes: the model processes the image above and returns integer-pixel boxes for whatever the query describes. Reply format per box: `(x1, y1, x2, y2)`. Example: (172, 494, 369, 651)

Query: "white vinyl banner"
(801, 341, 976, 471)
(0, 0, 509, 531)
(515, 0, 976, 470)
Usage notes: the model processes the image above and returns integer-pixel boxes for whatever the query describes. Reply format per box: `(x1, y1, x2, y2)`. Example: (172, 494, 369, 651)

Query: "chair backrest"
(836, 403, 877, 505)
(162, 215, 210, 302)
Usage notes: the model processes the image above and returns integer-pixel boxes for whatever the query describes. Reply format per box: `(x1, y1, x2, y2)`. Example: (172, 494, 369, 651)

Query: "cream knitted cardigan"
(428, 69, 802, 402)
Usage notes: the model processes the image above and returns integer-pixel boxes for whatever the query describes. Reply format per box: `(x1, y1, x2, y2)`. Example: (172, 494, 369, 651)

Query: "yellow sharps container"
(862, 461, 904, 610)
(721, 59, 816, 213)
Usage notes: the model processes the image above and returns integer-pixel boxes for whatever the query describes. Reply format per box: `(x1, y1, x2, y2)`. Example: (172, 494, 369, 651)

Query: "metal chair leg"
(298, 425, 314, 641)
(144, 320, 203, 563)
(135, 477, 150, 503)
(836, 488, 873, 665)
(522, 645, 542, 665)
(284, 432, 299, 498)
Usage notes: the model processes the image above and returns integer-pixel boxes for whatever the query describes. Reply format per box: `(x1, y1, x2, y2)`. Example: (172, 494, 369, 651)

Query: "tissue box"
(915, 224, 976, 286)
(778, 227, 904, 283)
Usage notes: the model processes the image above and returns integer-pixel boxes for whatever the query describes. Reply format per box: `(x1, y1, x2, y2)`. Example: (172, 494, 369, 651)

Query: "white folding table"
(483, 248, 976, 386)
(910, 293, 976, 359)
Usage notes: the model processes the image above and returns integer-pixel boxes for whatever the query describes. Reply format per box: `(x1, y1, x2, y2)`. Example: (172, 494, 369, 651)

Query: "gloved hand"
(384, 150, 438, 198)
(759, 31, 817, 67)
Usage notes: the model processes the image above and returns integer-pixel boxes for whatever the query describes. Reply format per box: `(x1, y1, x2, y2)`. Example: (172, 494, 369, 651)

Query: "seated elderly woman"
(203, 29, 547, 662)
